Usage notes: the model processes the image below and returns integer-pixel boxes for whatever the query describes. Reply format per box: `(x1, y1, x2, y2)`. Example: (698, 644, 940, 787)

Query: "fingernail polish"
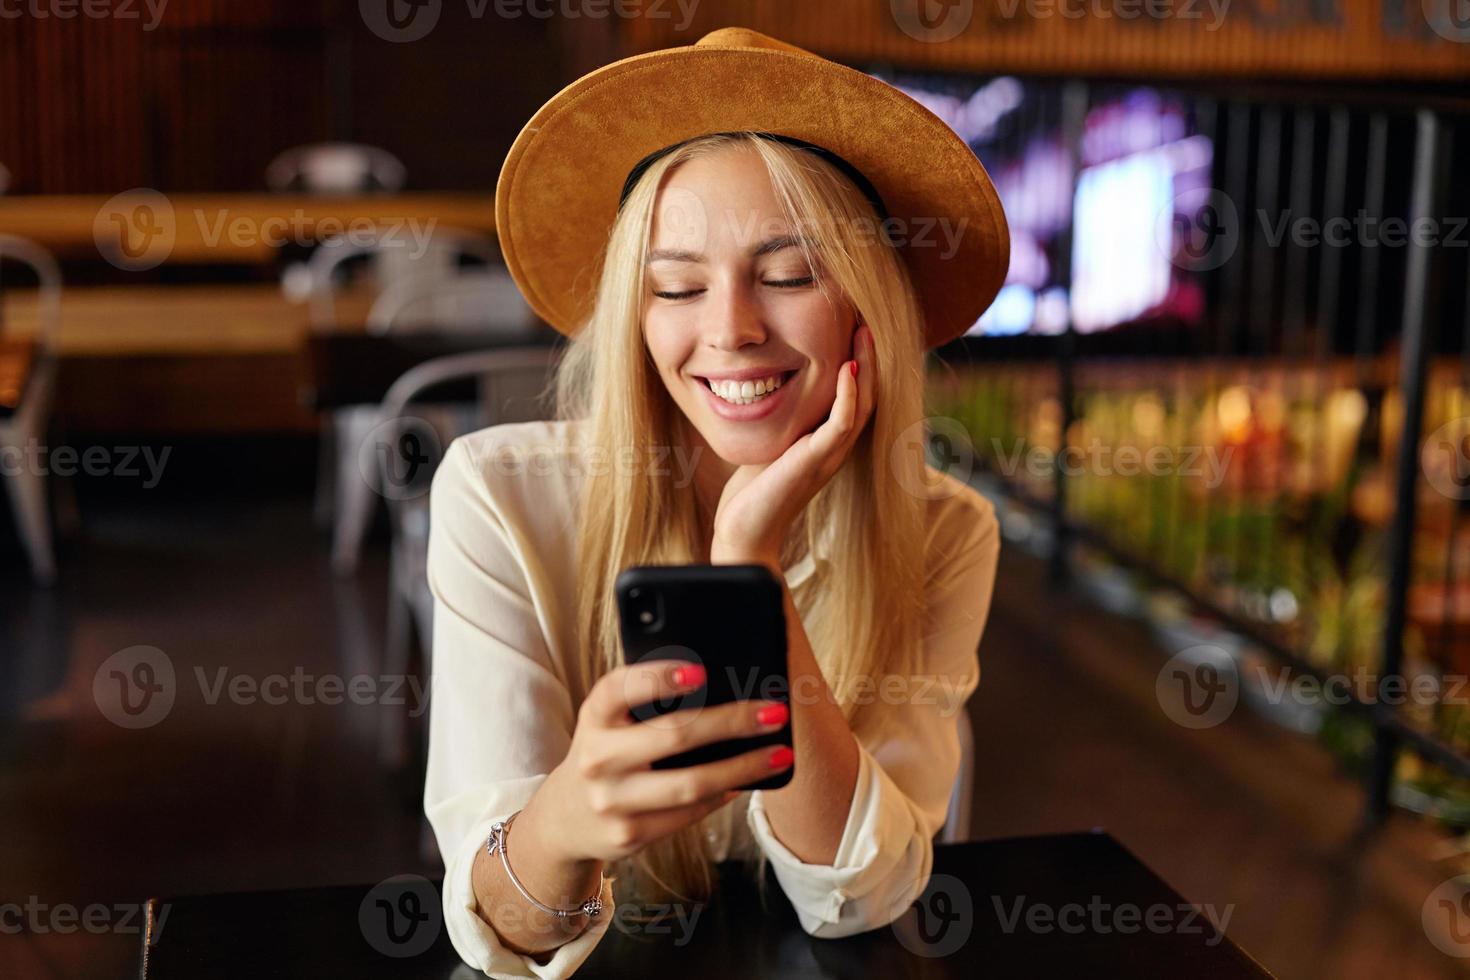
(757, 704, 788, 727)
(769, 746, 794, 769)
(849, 360, 858, 378)
(672, 664, 705, 687)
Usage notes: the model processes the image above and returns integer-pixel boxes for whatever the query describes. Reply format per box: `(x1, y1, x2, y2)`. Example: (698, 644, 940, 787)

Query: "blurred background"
(3, 2, 1470, 978)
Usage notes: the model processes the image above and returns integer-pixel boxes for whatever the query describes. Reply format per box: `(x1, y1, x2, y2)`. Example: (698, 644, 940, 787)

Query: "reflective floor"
(0, 442, 1460, 979)
(0, 443, 432, 979)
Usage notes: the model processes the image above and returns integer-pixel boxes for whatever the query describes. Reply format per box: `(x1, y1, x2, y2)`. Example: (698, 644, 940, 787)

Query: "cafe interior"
(3, 2, 1470, 978)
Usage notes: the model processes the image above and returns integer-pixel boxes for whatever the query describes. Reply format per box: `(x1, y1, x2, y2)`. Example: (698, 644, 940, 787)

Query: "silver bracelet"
(486, 811, 605, 919)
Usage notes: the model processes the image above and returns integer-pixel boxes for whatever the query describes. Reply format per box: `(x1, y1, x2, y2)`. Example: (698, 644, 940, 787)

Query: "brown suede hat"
(496, 26, 1010, 349)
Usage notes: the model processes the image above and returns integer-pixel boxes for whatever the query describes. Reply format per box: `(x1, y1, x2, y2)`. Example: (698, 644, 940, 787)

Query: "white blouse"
(424, 418, 1000, 979)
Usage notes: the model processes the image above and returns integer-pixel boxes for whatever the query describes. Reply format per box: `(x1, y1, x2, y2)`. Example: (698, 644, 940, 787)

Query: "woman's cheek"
(790, 370, 837, 434)
(642, 318, 684, 383)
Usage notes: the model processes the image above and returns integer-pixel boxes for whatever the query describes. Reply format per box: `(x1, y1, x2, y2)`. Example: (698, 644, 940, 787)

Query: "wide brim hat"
(496, 26, 1009, 349)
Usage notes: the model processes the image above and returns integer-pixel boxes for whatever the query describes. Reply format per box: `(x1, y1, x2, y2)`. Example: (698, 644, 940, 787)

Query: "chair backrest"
(288, 225, 498, 329)
(381, 346, 561, 433)
(365, 268, 538, 337)
(265, 142, 406, 194)
(373, 346, 563, 507)
(0, 234, 62, 351)
(940, 709, 975, 844)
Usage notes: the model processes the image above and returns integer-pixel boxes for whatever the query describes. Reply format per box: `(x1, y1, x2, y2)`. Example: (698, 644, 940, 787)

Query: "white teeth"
(707, 373, 787, 406)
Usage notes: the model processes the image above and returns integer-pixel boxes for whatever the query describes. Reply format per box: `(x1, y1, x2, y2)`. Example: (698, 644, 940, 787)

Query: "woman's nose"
(702, 281, 766, 351)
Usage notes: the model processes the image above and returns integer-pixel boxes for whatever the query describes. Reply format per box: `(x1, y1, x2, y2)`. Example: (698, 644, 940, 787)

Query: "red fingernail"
(849, 360, 858, 378)
(769, 746, 794, 769)
(672, 664, 705, 687)
(757, 704, 788, 726)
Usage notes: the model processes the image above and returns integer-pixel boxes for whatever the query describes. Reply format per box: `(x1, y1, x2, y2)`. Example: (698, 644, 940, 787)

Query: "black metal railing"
(917, 73, 1470, 827)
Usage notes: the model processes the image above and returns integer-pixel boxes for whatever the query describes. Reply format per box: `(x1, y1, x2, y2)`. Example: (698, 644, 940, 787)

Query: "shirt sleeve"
(744, 489, 1000, 938)
(424, 437, 614, 979)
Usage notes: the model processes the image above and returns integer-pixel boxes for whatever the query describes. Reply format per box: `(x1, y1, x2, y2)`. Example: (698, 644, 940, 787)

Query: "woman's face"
(641, 145, 857, 467)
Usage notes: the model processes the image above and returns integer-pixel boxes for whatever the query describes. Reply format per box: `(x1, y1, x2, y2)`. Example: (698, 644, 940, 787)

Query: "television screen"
(873, 72, 1213, 337)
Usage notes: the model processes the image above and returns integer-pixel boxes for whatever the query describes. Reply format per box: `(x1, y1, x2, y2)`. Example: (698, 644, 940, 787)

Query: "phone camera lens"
(623, 585, 663, 633)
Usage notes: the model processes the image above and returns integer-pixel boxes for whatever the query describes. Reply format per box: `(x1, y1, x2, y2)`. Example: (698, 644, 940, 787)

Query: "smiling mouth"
(696, 370, 798, 406)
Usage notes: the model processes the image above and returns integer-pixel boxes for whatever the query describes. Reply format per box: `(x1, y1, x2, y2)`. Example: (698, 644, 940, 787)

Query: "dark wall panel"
(0, 0, 579, 194)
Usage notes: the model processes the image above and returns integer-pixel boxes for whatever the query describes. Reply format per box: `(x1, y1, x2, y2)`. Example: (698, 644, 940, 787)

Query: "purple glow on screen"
(881, 72, 1212, 338)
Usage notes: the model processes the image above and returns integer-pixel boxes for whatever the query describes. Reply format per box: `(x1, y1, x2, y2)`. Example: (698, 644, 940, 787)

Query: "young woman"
(425, 27, 1009, 978)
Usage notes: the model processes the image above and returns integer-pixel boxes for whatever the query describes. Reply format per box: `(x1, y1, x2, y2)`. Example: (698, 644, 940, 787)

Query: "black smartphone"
(615, 563, 794, 791)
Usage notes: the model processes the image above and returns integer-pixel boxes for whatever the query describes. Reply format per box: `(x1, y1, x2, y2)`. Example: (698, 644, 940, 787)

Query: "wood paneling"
(0, 0, 571, 195)
(0, 1, 331, 194)
(624, 0, 1470, 81)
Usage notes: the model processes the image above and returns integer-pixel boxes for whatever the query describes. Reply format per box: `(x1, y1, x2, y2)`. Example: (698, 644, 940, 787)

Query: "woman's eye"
(650, 275, 813, 299)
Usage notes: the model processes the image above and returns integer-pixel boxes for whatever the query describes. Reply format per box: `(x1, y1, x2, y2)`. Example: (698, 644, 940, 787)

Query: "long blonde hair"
(551, 132, 931, 906)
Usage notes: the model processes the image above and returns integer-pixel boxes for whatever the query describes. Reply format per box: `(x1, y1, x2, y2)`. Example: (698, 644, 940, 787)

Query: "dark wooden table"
(138, 832, 1273, 978)
(303, 328, 561, 410)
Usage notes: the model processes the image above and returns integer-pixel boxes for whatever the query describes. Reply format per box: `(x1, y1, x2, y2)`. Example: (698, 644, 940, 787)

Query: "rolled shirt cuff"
(434, 774, 616, 979)
(745, 741, 931, 937)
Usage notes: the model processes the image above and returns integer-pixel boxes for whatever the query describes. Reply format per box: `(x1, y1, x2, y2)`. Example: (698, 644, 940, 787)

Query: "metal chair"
(264, 142, 406, 195)
(285, 225, 499, 329)
(0, 235, 61, 585)
(281, 224, 499, 561)
(940, 710, 976, 843)
(328, 265, 540, 574)
(364, 268, 537, 337)
(370, 347, 563, 769)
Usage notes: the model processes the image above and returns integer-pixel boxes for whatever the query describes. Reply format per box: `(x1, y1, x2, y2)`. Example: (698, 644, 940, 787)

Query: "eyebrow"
(647, 234, 807, 264)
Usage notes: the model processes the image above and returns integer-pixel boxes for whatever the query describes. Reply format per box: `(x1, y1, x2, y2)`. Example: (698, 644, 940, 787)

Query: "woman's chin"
(702, 431, 788, 468)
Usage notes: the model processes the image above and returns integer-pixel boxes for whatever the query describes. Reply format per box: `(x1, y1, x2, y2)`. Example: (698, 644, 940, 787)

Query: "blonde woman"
(425, 27, 1010, 979)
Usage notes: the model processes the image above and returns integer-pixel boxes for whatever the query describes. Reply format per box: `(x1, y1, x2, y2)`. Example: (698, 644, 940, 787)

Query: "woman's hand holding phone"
(530, 658, 793, 864)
